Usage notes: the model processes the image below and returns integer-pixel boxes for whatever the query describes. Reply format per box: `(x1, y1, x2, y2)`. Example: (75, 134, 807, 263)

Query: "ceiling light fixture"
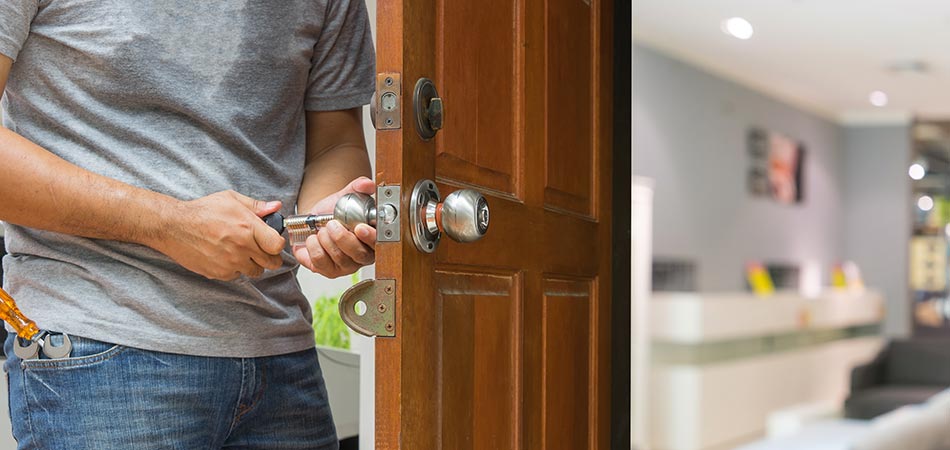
(722, 17, 754, 40)
(919, 195, 934, 212)
(869, 90, 889, 107)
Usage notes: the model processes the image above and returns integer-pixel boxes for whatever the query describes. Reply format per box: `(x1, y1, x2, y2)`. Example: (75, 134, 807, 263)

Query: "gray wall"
(842, 125, 911, 337)
(633, 44, 845, 292)
(633, 43, 912, 336)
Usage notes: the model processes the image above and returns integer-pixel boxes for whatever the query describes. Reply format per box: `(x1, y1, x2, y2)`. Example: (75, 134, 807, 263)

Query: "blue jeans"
(3, 335, 338, 449)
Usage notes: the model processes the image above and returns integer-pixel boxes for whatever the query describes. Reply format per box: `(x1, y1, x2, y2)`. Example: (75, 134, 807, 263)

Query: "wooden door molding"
(374, 0, 614, 448)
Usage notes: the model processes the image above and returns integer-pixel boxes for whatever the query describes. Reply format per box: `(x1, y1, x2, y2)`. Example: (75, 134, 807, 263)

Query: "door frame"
(610, 2, 632, 449)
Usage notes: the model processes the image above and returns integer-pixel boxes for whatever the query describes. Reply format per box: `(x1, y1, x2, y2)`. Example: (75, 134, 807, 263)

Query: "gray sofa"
(845, 338, 950, 420)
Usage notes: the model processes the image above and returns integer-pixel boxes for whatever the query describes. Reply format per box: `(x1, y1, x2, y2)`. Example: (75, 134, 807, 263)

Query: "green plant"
(311, 273, 360, 350)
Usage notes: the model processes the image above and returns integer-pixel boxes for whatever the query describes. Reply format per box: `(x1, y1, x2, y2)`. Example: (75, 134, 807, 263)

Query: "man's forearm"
(298, 144, 372, 213)
(0, 127, 176, 246)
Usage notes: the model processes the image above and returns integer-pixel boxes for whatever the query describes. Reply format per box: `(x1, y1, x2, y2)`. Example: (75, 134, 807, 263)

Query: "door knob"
(264, 181, 489, 253)
(263, 193, 392, 247)
(410, 179, 489, 253)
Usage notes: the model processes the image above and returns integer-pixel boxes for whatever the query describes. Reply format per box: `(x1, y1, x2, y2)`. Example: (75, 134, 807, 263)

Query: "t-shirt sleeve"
(0, 0, 38, 61)
(305, 0, 376, 111)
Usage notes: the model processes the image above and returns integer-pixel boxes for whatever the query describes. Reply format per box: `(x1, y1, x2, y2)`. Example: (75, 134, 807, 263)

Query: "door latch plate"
(376, 185, 400, 242)
(339, 279, 396, 337)
(372, 73, 401, 130)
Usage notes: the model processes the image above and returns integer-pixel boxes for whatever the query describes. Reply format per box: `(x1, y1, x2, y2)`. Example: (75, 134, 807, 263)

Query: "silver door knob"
(262, 181, 489, 253)
(263, 193, 385, 246)
(439, 190, 490, 243)
(410, 179, 490, 253)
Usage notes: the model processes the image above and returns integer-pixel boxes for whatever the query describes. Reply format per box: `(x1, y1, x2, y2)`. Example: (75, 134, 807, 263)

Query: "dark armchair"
(845, 338, 950, 420)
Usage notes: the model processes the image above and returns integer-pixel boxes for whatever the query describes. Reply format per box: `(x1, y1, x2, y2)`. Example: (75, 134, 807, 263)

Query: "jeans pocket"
(18, 335, 126, 370)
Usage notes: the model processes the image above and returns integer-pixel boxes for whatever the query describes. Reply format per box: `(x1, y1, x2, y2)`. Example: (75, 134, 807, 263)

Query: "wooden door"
(374, 0, 613, 448)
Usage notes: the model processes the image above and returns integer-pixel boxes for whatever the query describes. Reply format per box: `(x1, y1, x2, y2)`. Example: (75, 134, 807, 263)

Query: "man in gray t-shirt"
(0, 1, 376, 448)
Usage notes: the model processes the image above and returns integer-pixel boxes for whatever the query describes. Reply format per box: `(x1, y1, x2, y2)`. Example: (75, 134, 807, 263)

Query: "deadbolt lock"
(413, 78, 443, 140)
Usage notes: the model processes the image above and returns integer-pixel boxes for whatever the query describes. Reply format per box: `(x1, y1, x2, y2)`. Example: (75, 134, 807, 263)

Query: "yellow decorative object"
(746, 262, 775, 297)
(831, 264, 848, 289)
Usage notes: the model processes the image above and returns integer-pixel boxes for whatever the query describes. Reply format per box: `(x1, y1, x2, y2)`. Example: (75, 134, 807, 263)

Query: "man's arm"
(294, 108, 376, 278)
(0, 55, 285, 280)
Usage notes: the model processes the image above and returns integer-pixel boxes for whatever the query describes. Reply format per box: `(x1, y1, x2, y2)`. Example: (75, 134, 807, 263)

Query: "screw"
(385, 285, 394, 294)
(385, 323, 394, 331)
(385, 118, 394, 126)
(377, 303, 387, 313)
(385, 188, 393, 197)
(385, 230, 393, 238)
(385, 77, 393, 86)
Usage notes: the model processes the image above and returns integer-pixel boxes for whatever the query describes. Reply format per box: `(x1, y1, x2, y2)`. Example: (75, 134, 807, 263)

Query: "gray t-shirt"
(0, 1, 376, 357)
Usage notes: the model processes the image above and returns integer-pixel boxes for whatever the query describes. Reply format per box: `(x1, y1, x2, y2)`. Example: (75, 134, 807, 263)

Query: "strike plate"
(377, 185, 400, 242)
(372, 73, 402, 130)
(339, 279, 395, 337)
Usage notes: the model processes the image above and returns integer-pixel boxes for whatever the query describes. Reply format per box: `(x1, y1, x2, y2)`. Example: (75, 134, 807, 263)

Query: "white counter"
(648, 290, 886, 450)
(651, 289, 884, 343)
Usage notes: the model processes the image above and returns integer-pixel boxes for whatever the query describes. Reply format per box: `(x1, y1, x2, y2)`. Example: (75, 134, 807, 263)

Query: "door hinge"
(339, 279, 396, 337)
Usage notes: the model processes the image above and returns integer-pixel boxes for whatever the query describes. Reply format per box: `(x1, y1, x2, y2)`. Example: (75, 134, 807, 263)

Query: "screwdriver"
(0, 286, 42, 341)
(0, 286, 72, 359)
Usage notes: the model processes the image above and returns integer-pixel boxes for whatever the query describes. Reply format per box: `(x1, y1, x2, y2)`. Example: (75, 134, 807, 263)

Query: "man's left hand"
(294, 177, 376, 278)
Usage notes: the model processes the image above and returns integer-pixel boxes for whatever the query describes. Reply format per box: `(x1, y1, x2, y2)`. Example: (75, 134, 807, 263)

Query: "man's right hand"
(151, 191, 286, 281)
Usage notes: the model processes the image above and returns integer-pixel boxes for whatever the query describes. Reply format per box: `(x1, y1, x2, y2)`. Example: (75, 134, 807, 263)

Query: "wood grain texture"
(375, 0, 613, 448)
(438, 270, 520, 450)
(544, 0, 594, 218)
(541, 278, 593, 450)
(435, 0, 521, 198)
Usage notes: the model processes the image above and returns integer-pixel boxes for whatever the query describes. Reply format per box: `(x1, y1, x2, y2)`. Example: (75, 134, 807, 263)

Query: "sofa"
(845, 338, 950, 420)
(739, 389, 950, 450)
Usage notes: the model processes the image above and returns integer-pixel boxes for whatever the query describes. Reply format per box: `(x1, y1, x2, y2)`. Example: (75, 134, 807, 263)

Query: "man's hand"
(294, 177, 376, 278)
(152, 191, 286, 281)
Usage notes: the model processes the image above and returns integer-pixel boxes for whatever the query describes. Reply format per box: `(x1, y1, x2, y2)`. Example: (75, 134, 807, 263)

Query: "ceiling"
(632, 0, 950, 123)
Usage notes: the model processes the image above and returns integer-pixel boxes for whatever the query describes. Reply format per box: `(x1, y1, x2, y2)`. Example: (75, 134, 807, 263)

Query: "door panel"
(439, 270, 521, 450)
(545, 0, 594, 218)
(374, 0, 612, 447)
(542, 277, 594, 450)
(436, 0, 521, 197)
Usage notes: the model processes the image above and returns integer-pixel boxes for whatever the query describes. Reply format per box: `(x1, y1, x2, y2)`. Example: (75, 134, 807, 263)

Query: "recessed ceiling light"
(918, 195, 934, 212)
(909, 163, 926, 180)
(722, 17, 754, 40)
(869, 90, 889, 107)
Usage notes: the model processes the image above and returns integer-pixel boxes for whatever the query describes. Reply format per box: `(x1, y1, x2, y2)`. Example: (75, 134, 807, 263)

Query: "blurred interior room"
(633, 1, 950, 449)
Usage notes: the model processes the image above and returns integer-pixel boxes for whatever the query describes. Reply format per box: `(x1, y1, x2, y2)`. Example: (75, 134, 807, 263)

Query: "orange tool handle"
(0, 287, 40, 341)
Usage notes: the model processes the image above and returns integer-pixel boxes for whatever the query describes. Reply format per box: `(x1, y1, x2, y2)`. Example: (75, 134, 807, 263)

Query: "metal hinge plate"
(372, 73, 401, 130)
(339, 279, 395, 337)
